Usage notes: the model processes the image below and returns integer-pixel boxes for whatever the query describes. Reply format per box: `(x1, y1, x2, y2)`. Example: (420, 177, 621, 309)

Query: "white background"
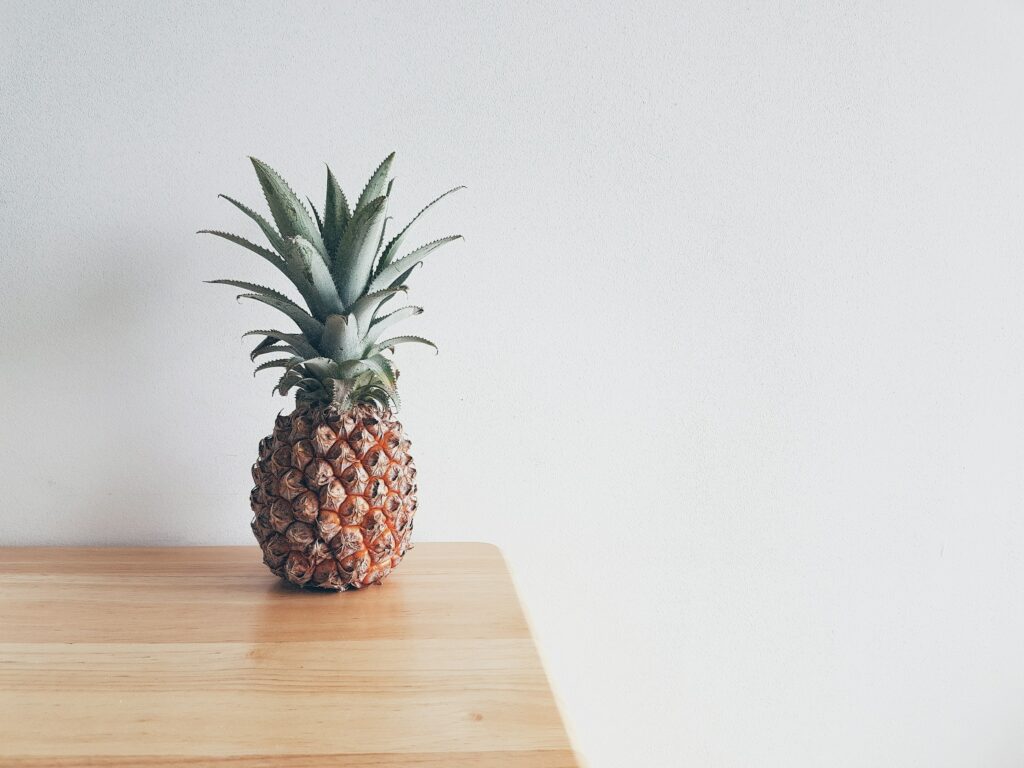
(3, 2, 1024, 765)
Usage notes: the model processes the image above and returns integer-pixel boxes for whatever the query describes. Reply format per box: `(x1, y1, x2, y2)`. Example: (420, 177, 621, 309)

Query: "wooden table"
(0, 543, 580, 767)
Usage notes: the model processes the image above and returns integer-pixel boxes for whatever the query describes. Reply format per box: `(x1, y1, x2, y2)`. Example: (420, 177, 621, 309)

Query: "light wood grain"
(0, 543, 580, 767)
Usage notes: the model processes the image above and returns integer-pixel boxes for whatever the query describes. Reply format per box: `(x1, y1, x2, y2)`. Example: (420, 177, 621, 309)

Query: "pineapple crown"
(201, 154, 463, 411)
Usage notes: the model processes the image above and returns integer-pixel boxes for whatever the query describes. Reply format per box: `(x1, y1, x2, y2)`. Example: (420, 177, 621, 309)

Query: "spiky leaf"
(253, 357, 302, 375)
(350, 286, 408, 334)
(308, 198, 324, 235)
(356, 357, 396, 391)
(321, 315, 343, 357)
(252, 342, 297, 360)
(323, 166, 350, 260)
(284, 236, 345, 316)
(249, 335, 279, 360)
(334, 359, 370, 379)
(206, 279, 293, 305)
(249, 158, 326, 255)
(237, 293, 324, 341)
(334, 196, 388, 307)
(242, 329, 319, 359)
(388, 263, 422, 289)
(218, 195, 286, 255)
(369, 335, 438, 357)
(321, 314, 361, 360)
(367, 235, 462, 294)
(274, 369, 304, 395)
(372, 195, 392, 276)
(368, 354, 398, 388)
(198, 231, 289, 278)
(365, 305, 423, 345)
(326, 377, 355, 408)
(298, 357, 338, 379)
(296, 377, 325, 392)
(355, 153, 395, 214)
(379, 186, 465, 271)
(209, 279, 322, 341)
(385, 386, 402, 411)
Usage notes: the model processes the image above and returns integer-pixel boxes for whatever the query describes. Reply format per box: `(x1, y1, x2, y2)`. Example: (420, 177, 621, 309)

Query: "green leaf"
(320, 315, 344, 355)
(366, 305, 422, 344)
(341, 314, 361, 356)
(379, 186, 465, 272)
(249, 335, 279, 360)
(369, 335, 438, 357)
(372, 212, 391, 277)
(198, 231, 289, 278)
(251, 342, 296, 360)
(308, 198, 324, 235)
(296, 377, 325, 392)
(334, 359, 369, 378)
(356, 357, 396, 391)
(284, 236, 345, 316)
(253, 357, 302, 375)
(355, 152, 395, 214)
(367, 353, 398, 388)
(323, 165, 351, 261)
(206, 279, 292, 305)
(378, 267, 420, 315)
(370, 305, 423, 328)
(274, 369, 303, 395)
(204, 234, 320, 317)
(376, 179, 394, 267)
(355, 377, 400, 411)
(242, 329, 319, 359)
(298, 357, 338, 379)
(237, 293, 324, 341)
(326, 378, 355, 408)
(209, 278, 322, 339)
(249, 157, 326, 255)
(333, 196, 388, 307)
(362, 391, 388, 410)
(349, 286, 407, 334)
(367, 235, 462, 294)
(321, 314, 361, 360)
(386, 386, 402, 411)
(218, 195, 286, 255)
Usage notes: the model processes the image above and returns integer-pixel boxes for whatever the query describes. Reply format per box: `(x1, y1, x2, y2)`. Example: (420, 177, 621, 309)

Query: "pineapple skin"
(249, 402, 417, 590)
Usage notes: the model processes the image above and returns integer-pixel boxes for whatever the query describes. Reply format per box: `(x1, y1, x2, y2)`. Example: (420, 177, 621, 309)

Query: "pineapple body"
(250, 403, 417, 590)
(205, 154, 460, 591)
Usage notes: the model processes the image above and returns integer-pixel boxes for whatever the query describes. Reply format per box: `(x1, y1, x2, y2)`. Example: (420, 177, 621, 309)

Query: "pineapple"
(202, 154, 462, 590)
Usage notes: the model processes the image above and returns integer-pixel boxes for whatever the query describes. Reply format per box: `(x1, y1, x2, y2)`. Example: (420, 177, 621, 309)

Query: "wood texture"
(0, 543, 580, 767)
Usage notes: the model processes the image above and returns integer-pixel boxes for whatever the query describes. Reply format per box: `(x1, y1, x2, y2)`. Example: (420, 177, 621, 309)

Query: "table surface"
(0, 543, 580, 767)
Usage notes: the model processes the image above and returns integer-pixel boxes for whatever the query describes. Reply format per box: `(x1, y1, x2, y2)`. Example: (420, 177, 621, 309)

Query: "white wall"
(3, 1, 1024, 765)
